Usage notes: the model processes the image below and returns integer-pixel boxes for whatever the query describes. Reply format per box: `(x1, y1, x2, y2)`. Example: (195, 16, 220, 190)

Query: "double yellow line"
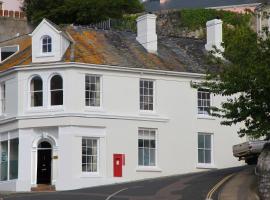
(206, 173, 235, 200)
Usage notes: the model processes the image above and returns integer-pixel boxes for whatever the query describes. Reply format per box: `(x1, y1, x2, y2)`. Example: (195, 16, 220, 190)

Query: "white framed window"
(140, 79, 154, 111)
(42, 35, 52, 53)
(82, 138, 99, 173)
(138, 128, 157, 167)
(85, 75, 101, 107)
(198, 89, 211, 115)
(0, 138, 19, 181)
(0, 83, 6, 114)
(30, 76, 43, 107)
(198, 133, 213, 165)
(50, 75, 63, 106)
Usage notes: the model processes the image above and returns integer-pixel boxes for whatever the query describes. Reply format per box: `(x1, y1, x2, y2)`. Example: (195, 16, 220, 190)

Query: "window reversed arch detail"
(42, 35, 52, 53)
(50, 75, 63, 106)
(30, 76, 43, 107)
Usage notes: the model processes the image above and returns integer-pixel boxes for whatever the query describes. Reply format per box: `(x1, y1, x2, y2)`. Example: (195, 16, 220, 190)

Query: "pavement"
(219, 166, 260, 200)
(0, 166, 245, 200)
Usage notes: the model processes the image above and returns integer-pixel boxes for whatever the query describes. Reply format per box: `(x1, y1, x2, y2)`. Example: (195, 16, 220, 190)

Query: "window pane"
(138, 148, 144, 165)
(143, 148, 150, 166)
(198, 149, 204, 163)
(140, 80, 154, 111)
(82, 138, 98, 172)
(149, 149, 155, 166)
(198, 135, 204, 149)
(51, 91, 63, 106)
(205, 150, 212, 163)
(1, 141, 8, 181)
(205, 135, 211, 149)
(51, 75, 63, 90)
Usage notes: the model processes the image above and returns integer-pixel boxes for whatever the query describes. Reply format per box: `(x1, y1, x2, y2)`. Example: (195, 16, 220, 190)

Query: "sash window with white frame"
(140, 79, 154, 111)
(0, 83, 6, 114)
(197, 89, 211, 115)
(82, 138, 98, 173)
(30, 76, 43, 107)
(85, 75, 101, 107)
(198, 133, 213, 164)
(50, 75, 63, 106)
(138, 128, 157, 166)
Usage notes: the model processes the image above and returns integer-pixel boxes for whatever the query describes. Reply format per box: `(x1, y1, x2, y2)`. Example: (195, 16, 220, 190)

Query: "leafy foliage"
(23, 0, 144, 25)
(194, 26, 270, 139)
(179, 9, 252, 30)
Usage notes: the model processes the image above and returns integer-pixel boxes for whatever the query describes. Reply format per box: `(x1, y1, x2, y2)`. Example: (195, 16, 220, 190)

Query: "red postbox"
(113, 154, 124, 177)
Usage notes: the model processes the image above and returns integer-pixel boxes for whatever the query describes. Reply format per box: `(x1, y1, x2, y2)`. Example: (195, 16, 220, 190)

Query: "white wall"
(1, 0, 22, 11)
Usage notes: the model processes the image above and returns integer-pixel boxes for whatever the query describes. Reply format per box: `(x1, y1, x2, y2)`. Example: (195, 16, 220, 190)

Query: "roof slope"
(0, 26, 212, 74)
(144, 0, 261, 11)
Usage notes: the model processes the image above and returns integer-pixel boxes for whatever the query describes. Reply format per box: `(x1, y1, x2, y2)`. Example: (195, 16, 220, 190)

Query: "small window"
(85, 75, 101, 107)
(0, 83, 6, 114)
(0, 46, 19, 62)
(198, 89, 211, 115)
(50, 75, 63, 106)
(198, 133, 213, 164)
(30, 76, 43, 107)
(138, 128, 157, 166)
(82, 138, 98, 172)
(140, 79, 154, 111)
(42, 36, 52, 53)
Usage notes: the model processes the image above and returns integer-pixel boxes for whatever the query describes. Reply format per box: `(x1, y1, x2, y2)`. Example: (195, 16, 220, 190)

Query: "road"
(2, 166, 247, 200)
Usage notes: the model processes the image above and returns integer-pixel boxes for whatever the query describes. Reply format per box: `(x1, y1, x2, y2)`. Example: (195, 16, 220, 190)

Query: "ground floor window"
(198, 133, 213, 164)
(82, 138, 98, 173)
(138, 128, 157, 167)
(0, 138, 19, 181)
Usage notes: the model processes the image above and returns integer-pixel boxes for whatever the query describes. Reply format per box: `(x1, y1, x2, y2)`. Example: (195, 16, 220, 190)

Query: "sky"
(1, 0, 22, 11)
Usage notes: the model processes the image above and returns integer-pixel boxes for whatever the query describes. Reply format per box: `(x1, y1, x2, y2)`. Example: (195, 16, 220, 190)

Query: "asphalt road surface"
(1, 166, 247, 200)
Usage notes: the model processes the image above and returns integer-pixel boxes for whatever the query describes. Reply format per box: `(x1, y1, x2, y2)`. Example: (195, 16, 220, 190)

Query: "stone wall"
(257, 143, 270, 200)
(0, 17, 33, 42)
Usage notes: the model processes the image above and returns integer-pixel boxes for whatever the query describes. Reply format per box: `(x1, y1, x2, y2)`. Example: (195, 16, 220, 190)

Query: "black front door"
(37, 149, 52, 184)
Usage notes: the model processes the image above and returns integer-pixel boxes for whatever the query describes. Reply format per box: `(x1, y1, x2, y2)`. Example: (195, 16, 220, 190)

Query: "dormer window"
(42, 36, 52, 53)
(0, 46, 19, 63)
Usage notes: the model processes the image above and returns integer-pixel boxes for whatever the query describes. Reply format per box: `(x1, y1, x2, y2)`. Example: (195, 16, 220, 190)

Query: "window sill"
(47, 106, 64, 112)
(197, 114, 215, 120)
(81, 172, 101, 178)
(136, 166, 162, 172)
(36, 53, 55, 58)
(139, 111, 158, 116)
(85, 107, 105, 113)
(196, 164, 216, 169)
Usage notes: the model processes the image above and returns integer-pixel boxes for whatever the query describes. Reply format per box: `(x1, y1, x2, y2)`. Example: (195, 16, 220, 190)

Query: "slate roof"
(0, 25, 213, 74)
(144, 0, 261, 11)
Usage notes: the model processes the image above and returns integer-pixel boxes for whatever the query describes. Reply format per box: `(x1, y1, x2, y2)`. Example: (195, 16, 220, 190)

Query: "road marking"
(206, 173, 235, 200)
(105, 188, 129, 200)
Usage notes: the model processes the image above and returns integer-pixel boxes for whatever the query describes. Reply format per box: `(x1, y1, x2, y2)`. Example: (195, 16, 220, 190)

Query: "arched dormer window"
(42, 35, 52, 53)
(50, 75, 63, 106)
(30, 76, 43, 107)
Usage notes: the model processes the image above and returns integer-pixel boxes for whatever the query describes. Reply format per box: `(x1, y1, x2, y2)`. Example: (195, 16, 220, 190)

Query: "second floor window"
(42, 36, 52, 53)
(0, 83, 6, 114)
(198, 89, 211, 115)
(50, 75, 63, 106)
(140, 79, 154, 111)
(85, 75, 101, 107)
(30, 76, 43, 107)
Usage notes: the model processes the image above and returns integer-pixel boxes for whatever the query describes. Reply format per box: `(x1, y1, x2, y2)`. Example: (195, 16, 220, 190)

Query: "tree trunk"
(257, 143, 270, 200)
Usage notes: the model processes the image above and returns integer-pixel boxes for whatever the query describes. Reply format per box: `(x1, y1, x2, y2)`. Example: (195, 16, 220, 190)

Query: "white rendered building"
(0, 15, 244, 191)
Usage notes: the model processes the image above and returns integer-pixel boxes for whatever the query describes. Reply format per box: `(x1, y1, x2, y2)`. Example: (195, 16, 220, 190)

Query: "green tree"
(23, 0, 144, 25)
(195, 26, 270, 139)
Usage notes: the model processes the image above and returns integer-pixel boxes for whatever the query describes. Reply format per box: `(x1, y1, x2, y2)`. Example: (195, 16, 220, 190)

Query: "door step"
(31, 184, 55, 192)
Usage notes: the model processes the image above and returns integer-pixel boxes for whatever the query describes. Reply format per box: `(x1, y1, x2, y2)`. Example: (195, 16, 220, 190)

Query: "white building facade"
(0, 16, 244, 191)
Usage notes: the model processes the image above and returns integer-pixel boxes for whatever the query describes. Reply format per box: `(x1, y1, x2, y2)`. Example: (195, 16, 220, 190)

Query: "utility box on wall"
(113, 154, 125, 177)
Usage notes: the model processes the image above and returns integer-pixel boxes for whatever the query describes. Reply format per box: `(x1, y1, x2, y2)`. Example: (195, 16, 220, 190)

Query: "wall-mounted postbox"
(113, 154, 125, 177)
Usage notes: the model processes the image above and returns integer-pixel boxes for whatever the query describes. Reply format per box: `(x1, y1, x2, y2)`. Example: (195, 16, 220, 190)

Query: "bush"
(179, 8, 252, 30)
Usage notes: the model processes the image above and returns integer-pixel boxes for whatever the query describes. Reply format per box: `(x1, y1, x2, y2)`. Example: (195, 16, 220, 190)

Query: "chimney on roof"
(136, 13, 157, 53)
(205, 19, 224, 56)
